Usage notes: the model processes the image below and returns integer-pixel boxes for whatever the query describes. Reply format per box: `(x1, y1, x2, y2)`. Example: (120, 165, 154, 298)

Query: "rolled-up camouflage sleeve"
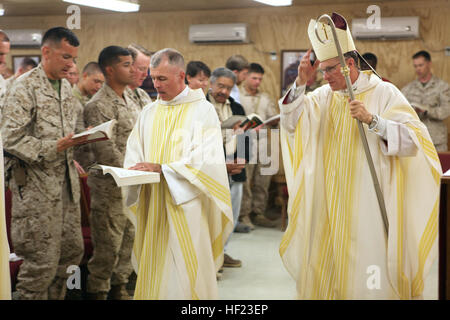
(0, 82, 58, 164)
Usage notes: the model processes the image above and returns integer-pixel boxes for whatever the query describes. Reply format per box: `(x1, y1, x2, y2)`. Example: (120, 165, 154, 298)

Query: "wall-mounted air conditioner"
(189, 23, 249, 43)
(4, 29, 43, 47)
(351, 17, 419, 40)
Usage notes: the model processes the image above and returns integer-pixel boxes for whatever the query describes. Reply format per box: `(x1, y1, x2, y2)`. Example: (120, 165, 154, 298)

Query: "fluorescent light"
(252, 0, 292, 6)
(0, 4, 4, 16)
(62, 0, 140, 12)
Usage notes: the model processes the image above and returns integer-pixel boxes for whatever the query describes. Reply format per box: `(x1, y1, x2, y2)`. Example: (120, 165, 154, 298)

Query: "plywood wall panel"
(1, 0, 449, 103)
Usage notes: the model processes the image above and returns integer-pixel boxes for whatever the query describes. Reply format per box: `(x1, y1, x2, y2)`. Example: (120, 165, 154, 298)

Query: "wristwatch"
(368, 114, 379, 131)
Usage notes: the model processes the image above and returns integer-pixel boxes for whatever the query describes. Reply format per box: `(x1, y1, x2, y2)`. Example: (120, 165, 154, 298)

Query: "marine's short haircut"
(98, 46, 131, 75)
(225, 55, 249, 72)
(19, 57, 38, 70)
(210, 67, 236, 85)
(41, 27, 79, 47)
(413, 50, 431, 62)
(248, 62, 264, 74)
(150, 48, 185, 70)
(82, 61, 102, 75)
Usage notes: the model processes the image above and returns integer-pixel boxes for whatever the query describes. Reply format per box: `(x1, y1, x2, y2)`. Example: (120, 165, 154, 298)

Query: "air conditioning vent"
(4, 29, 43, 47)
(351, 17, 419, 40)
(189, 23, 249, 44)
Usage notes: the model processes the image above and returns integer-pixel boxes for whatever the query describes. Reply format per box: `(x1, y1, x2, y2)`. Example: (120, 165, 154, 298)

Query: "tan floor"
(219, 223, 439, 300)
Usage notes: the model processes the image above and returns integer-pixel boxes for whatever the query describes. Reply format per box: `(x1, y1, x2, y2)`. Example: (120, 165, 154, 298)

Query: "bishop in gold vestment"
(279, 14, 440, 299)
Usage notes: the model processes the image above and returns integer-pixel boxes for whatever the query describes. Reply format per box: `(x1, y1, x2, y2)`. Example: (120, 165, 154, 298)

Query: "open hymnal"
(261, 114, 281, 126)
(72, 119, 116, 142)
(90, 164, 160, 187)
(221, 113, 280, 129)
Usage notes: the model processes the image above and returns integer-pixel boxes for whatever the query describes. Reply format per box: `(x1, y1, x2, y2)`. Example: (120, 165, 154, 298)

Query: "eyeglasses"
(318, 63, 341, 75)
(216, 83, 233, 91)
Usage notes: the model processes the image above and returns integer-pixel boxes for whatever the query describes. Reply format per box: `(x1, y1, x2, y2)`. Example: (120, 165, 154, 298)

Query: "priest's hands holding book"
(128, 162, 162, 173)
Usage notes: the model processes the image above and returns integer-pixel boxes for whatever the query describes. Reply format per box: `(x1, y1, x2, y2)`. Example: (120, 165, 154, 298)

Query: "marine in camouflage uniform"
(72, 84, 95, 170)
(0, 57, 38, 116)
(0, 76, 12, 117)
(0, 63, 85, 300)
(72, 62, 105, 171)
(126, 44, 152, 110)
(402, 75, 450, 151)
(238, 84, 279, 229)
(72, 85, 91, 106)
(0, 74, 8, 113)
(127, 87, 152, 110)
(84, 84, 141, 298)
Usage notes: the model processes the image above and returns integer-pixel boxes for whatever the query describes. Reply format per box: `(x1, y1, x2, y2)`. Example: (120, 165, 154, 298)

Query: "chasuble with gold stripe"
(279, 71, 440, 299)
(123, 87, 233, 299)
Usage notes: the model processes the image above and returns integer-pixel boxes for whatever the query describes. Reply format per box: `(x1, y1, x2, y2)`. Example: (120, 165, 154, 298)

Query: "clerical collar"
(159, 86, 189, 105)
(337, 71, 370, 96)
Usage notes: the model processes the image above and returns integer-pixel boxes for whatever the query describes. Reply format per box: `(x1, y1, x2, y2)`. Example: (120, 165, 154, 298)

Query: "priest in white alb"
(279, 13, 441, 299)
(123, 48, 233, 299)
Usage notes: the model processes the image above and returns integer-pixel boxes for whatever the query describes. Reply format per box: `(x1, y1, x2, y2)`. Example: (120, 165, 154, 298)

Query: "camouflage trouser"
(239, 163, 273, 219)
(10, 176, 84, 300)
(87, 175, 134, 293)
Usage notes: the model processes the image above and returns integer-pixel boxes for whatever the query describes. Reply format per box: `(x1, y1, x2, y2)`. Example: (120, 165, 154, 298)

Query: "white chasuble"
(123, 88, 233, 300)
(279, 71, 441, 299)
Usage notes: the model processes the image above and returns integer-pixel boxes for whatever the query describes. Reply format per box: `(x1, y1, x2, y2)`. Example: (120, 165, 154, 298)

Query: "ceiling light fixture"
(0, 4, 5, 16)
(252, 0, 292, 6)
(62, 0, 140, 12)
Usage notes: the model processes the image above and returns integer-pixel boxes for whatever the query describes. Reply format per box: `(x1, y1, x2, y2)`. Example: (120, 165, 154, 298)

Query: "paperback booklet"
(72, 119, 117, 142)
(90, 164, 160, 187)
